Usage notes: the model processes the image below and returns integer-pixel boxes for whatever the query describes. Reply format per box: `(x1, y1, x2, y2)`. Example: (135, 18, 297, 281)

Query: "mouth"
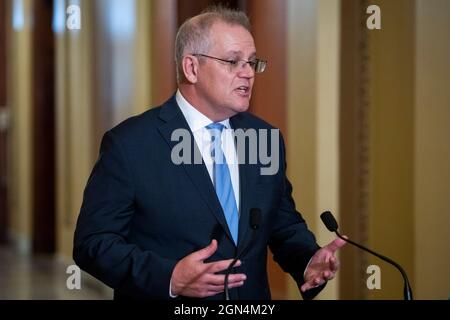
(234, 85, 251, 96)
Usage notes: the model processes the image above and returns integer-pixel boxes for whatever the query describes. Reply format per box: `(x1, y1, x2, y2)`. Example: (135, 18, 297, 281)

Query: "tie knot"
(206, 123, 225, 143)
(206, 122, 225, 132)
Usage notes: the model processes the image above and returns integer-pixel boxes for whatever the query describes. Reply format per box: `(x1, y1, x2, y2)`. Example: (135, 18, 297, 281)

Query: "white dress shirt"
(170, 91, 312, 297)
(169, 90, 241, 298)
(175, 90, 240, 210)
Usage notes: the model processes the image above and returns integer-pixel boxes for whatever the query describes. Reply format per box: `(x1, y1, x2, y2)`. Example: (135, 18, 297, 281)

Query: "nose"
(237, 61, 255, 78)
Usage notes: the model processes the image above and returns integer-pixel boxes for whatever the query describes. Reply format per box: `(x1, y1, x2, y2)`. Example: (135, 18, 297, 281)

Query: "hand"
(171, 239, 247, 298)
(300, 237, 346, 292)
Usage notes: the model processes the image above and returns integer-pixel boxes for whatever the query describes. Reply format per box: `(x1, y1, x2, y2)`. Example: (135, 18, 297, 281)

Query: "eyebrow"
(226, 50, 257, 59)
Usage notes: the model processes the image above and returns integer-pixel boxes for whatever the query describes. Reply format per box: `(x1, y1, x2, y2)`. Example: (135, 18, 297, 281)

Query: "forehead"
(208, 22, 256, 54)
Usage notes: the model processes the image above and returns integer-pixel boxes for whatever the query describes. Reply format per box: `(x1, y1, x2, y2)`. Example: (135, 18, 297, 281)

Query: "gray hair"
(174, 6, 251, 83)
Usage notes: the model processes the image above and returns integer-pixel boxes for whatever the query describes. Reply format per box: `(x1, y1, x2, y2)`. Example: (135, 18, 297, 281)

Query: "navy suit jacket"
(73, 95, 322, 300)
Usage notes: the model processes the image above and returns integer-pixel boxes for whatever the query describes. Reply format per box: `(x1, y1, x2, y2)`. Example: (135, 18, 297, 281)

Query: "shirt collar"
(176, 90, 231, 132)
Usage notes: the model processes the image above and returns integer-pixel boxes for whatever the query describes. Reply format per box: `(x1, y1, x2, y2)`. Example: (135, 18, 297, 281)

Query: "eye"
(248, 60, 257, 68)
(227, 59, 239, 66)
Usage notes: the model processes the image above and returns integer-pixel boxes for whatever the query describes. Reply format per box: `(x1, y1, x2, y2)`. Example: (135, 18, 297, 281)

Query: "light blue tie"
(206, 123, 239, 245)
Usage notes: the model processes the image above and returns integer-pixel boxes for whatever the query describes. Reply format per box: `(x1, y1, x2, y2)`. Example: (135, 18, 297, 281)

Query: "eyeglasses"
(192, 53, 267, 73)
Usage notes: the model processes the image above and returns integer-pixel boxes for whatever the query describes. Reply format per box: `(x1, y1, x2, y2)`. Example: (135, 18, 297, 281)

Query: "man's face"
(195, 22, 256, 120)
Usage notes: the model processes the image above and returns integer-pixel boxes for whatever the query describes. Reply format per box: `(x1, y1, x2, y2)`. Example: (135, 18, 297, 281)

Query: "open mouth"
(235, 85, 250, 95)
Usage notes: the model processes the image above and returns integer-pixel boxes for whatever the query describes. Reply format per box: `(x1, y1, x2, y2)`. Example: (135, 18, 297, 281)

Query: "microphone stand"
(224, 208, 261, 300)
(334, 229, 413, 300)
(223, 232, 255, 301)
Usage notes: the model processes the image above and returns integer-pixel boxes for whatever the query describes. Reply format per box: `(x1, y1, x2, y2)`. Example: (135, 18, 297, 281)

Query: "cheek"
(204, 72, 235, 99)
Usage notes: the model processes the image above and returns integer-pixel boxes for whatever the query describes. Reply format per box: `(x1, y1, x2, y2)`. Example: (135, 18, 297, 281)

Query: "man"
(73, 7, 345, 300)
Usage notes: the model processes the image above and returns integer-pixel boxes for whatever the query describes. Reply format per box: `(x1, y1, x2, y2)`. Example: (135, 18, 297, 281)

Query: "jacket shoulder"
(109, 107, 159, 136)
(107, 95, 177, 140)
(234, 112, 279, 130)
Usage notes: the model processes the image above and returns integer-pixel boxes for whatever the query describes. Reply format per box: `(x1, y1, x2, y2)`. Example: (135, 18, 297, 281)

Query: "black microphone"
(320, 211, 413, 300)
(224, 208, 261, 300)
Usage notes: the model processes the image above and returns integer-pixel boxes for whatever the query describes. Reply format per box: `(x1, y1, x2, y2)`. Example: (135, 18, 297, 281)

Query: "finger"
(330, 256, 336, 264)
(301, 282, 318, 292)
(206, 284, 229, 292)
(301, 282, 312, 292)
(325, 237, 346, 253)
(227, 280, 245, 289)
(323, 270, 334, 281)
(227, 274, 247, 284)
(202, 285, 229, 297)
(314, 277, 323, 286)
(198, 289, 224, 298)
(207, 280, 245, 292)
(206, 273, 247, 286)
(329, 256, 340, 272)
(207, 259, 242, 273)
(193, 239, 218, 261)
(300, 277, 325, 292)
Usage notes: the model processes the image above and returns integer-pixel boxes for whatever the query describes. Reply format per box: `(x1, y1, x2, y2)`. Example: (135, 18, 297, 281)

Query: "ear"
(182, 55, 199, 84)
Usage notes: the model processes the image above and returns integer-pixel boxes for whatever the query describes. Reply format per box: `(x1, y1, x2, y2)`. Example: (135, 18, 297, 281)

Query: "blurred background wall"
(0, 0, 448, 300)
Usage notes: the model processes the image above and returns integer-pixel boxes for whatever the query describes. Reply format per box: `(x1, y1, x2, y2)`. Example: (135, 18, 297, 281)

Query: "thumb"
(193, 239, 218, 261)
(325, 237, 347, 253)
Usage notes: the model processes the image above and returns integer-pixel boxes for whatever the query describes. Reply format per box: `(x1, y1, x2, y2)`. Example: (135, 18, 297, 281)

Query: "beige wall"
(55, 0, 95, 261)
(315, 0, 341, 299)
(55, 0, 153, 261)
(367, 0, 415, 300)
(414, 0, 450, 300)
(287, 0, 341, 300)
(7, 0, 32, 253)
(287, 0, 316, 299)
(367, 0, 449, 300)
(53, 0, 152, 297)
(133, 0, 152, 115)
(5, 0, 152, 261)
(288, 0, 449, 300)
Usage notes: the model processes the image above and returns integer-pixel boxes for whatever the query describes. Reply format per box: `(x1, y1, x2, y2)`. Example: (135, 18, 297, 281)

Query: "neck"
(178, 84, 235, 122)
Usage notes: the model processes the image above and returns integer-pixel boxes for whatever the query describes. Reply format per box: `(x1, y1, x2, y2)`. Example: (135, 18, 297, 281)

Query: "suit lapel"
(157, 97, 235, 244)
(230, 114, 260, 255)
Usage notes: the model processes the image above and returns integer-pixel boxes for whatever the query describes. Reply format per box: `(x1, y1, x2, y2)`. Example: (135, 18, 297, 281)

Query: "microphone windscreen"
(320, 211, 339, 232)
(250, 208, 262, 230)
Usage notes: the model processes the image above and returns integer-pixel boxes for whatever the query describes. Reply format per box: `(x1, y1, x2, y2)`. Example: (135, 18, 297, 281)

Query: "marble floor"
(0, 245, 112, 300)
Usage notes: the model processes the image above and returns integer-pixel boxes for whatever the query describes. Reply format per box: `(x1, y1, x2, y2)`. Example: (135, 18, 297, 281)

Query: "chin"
(233, 104, 250, 114)
(235, 98, 251, 111)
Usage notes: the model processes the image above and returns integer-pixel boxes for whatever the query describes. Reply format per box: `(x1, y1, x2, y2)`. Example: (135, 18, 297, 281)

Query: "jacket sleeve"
(268, 133, 326, 300)
(73, 130, 177, 299)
